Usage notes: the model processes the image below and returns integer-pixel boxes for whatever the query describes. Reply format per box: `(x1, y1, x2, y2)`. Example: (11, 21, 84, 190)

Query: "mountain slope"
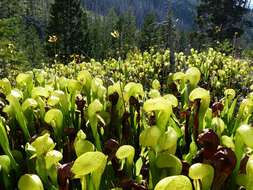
(81, 0, 197, 29)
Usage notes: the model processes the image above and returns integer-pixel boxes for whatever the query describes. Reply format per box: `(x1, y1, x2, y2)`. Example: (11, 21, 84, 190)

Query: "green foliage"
(0, 0, 22, 19)
(154, 175, 192, 190)
(0, 17, 44, 78)
(47, 0, 84, 63)
(0, 63, 252, 189)
(175, 48, 253, 97)
(38, 48, 253, 99)
(196, 0, 250, 45)
(139, 12, 159, 51)
(18, 174, 44, 190)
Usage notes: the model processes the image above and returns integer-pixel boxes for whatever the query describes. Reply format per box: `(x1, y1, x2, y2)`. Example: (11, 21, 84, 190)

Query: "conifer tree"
(162, 2, 176, 72)
(196, 0, 251, 43)
(105, 8, 119, 58)
(47, 0, 84, 62)
(0, 0, 21, 19)
(116, 10, 137, 58)
(139, 12, 158, 51)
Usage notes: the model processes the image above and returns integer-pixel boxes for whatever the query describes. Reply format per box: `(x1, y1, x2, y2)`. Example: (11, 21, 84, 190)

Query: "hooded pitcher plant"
(140, 126, 179, 187)
(163, 94, 182, 137)
(108, 82, 125, 117)
(123, 82, 144, 103)
(16, 72, 34, 99)
(154, 175, 192, 190)
(31, 87, 50, 119)
(189, 163, 214, 190)
(44, 108, 63, 143)
(237, 156, 253, 190)
(0, 119, 18, 171)
(18, 174, 44, 190)
(5, 90, 30, 141)
(91, 78, 106, 102)
(0, 78, 11, 96)
(29, 133, 62, 187)
(74, 130, 95, 157)
(139, 126, 178, 155)
(0, 155, 12, 189)
(22, 98, 38, 133)
(185, 67, 201, 91)
(232, 97, 253, 134)
(116, 145, 135, 177)
(87, 99, 103, 151)
(67, 79, 83, 123)
(155, 152, 182, 177)
(77, 70, 92, 103)
(221, 89, 237, 125)
(143, 96, 173, 132)
(234, 124, 253, 171)
(71, 151, 107, 190)
(189, 88, 210, 136)
(173, 67, 201, 107)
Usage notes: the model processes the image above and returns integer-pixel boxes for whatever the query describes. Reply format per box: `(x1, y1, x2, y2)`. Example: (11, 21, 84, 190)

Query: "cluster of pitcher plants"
(20, 48, 252, 99)
(0, 65, 253, 190)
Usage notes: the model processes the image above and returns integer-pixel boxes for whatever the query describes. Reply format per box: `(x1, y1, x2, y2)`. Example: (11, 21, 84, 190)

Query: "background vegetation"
(1, 0, 253, 74)
(1, 1, 253, 190)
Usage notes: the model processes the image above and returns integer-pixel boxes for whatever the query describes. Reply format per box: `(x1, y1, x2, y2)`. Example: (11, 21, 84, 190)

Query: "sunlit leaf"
(124, 82, 144, 101)
(77, 70, 92, 87)
(157, 127, 178, 154)
(6, 94, 30, 140)
(154, 175, 192, 190)
(0, 155, 11, 173)
(163, 94, 178, 107)
(236, 124, 253, 148)
(156, 152, 182, 175)
(140, 127, 161, 149)
(189, 163, 214, 190)
(31, 133, 55, 156)
(211, 117, 225, 136)
(0, 78, 11, 95)
(22, 98, 38, 111)
(185, 67, 201, 87)
(143, 97, 172, 112)
(18, 174, 44, 190)
(74, 130, 95, 157)
(45, 150, 62, 169)
(224, 89, 236, 100)
(152, 79, 161, 90)
(44, 109, 63, 131)
(16, 73, 33, 95)
(71, 151, 107, 177)
(189, 88, 210, 102)
(9, 89, 23, 100)
(31, 87, 49, 99)
(173, 72, 185, 81)
(68, 79, 82, 93)
(47, 96, 60, 107)
(116, 145, 135, 165)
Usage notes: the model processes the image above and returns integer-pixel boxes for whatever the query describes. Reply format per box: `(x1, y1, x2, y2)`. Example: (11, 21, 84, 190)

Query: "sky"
(250, 1, 253, 8)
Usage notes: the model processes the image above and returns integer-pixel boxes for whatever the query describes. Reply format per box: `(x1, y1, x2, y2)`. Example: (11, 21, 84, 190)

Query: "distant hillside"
(81, 0, 197, 29)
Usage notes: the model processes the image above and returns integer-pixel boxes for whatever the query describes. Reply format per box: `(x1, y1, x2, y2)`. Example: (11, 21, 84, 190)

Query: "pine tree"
(80, 10, 90, 59)
(162, 1, 176, 72)
(47, 0, 84, 63)
(116, 10, 137, 58)
(196, 0, 251, 43)
(88, 16, 104, 59)
(105, 8, 119, 58)
(0, 0, 21, 19)
(139, 12, 158, 51)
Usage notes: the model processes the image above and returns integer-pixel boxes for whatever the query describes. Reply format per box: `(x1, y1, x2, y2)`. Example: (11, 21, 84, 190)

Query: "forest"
(0, 0, 253, 190)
